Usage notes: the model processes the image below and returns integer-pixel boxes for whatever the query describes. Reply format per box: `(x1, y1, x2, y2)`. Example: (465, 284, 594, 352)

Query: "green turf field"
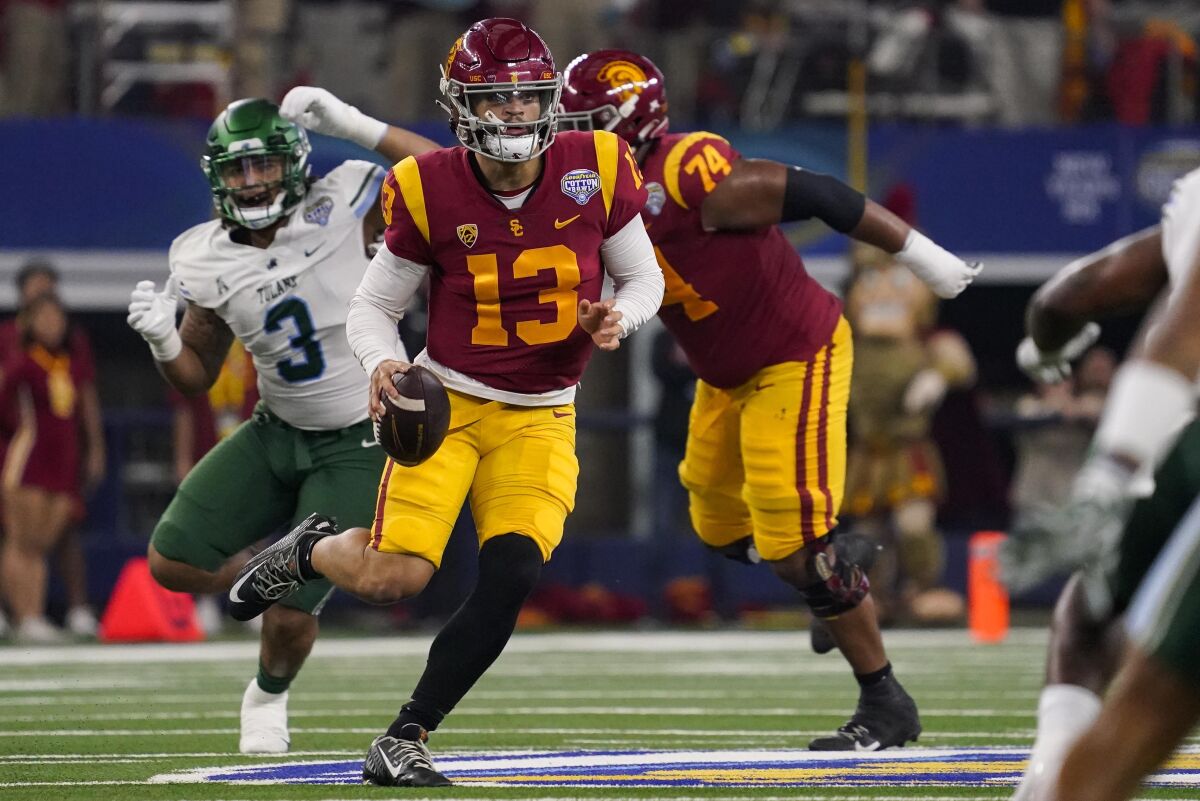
(1, 628, 1197, 800)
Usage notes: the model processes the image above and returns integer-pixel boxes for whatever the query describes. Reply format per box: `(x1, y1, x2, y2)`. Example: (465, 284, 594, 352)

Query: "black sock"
(385, 534, 543, 737)
(854, 662, 893, 690)
(297, 535, 323, 580)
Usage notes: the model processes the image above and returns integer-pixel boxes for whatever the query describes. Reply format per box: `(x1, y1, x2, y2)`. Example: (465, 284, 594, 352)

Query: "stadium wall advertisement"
(5, 120, 1200, 308)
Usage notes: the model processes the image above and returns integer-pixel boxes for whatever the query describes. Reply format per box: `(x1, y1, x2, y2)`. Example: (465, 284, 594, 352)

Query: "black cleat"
(227, 513, 336, 621)
(808, 677, 921, 751)
(362, 724, 452, 787)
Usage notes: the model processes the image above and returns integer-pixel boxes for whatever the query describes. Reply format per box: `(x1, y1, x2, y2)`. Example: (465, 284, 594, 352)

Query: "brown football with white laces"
(374, 366, 450, 466)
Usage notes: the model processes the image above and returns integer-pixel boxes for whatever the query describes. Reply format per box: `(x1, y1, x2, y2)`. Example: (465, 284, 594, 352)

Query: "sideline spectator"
(0, 294, 95, 642)
(0, 261, 104, 639)
(0, 0, 69, 116)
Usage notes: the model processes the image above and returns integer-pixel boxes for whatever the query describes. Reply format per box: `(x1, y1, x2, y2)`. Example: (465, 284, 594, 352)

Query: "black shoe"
(808, 678, 921, 751)
(362, 724, 452, 787)
(227, 513, 336, 621)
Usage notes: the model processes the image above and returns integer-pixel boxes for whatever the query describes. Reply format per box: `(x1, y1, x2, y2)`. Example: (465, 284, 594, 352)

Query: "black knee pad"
(708, 536, 761, 565)
(798, 531, 872, 618)
(478, 534, 544, 604)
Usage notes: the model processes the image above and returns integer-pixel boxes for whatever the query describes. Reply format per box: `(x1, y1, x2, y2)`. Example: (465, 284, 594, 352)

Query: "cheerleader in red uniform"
(0, 294, 87, 642)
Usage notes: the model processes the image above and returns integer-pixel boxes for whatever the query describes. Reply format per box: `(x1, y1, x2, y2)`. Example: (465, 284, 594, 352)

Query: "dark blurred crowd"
(3, 0, 1200, 127)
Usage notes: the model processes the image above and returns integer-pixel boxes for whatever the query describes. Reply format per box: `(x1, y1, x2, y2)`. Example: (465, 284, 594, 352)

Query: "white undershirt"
(346, 213, 664, 406)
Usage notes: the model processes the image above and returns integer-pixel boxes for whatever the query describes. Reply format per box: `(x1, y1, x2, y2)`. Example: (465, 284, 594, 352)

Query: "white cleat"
(239, 679, 290, 754)
(14, 616, 65, 644)
(65, 606, 99, 638)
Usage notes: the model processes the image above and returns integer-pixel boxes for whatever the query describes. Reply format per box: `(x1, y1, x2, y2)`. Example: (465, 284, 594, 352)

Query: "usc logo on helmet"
(445, 37, 463, 72)
(597, 61, 649, 103)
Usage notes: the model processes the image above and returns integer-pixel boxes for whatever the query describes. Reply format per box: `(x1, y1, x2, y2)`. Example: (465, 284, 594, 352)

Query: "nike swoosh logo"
(361, 438, 380, 448)
(554, 215, 581, 229)
(552, 409, 572, 418)
(755, 382, 775, 391)
(304, 242, 325, 257)
(228, 569, 254, 603)
(854, 741, 881, 752)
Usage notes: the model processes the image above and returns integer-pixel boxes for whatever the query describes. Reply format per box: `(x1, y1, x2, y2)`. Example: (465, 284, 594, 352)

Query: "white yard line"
(0, 628, 1048, 666)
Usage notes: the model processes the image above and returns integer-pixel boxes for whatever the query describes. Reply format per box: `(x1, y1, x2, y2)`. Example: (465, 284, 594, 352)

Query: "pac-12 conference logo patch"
(151, 746, 1200, 788)
(561, 169, 600, 205)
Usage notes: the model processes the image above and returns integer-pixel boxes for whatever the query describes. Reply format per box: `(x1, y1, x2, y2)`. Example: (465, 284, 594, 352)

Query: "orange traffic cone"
(968, 531, 1009, 643)
(99, 557, 204, 642)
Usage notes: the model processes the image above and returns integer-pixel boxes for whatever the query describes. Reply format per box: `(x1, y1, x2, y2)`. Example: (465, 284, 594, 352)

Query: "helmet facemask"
(202, 103, 312, 230)
(440, 68, 562, 163)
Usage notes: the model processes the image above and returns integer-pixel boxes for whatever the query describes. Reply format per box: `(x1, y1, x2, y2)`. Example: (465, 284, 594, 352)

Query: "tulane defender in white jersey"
(127, 89, 437, 754)
(1006, 165, 1200, 801)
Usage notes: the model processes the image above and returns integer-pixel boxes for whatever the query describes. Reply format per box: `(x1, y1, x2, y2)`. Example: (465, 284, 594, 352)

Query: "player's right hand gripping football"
(1015, 322, 1102, 384)
(368, 359, 411, 421)
(279, 86, 386, 150)
(578, 298, 624, 351)
(127, 277, 182, 362)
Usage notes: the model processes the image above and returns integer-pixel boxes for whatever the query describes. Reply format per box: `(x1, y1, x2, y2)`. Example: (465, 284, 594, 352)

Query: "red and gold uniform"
(642, 131, 852, 559)
(372, 129, 648, 566)
(0, 321, 95, 513)
(0, 343, 90, 495)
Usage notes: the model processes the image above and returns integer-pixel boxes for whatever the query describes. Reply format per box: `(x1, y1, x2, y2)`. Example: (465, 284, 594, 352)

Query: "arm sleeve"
(782, 167, 866, 233)
(601, 215, 665, 337)
(346, 247, 426, 376)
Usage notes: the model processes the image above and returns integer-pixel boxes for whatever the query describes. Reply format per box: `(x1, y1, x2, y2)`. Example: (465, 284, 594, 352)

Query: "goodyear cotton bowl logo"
(457, 223, 478, 248)
(151, 747, 1200, 788)
(561, 168, 601, 205)
(303, 196, 333, 226)
(598, 60, 649, 102)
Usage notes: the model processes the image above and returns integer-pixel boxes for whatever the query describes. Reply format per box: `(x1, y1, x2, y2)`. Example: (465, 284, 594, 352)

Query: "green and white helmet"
(201, 98, 312, 230)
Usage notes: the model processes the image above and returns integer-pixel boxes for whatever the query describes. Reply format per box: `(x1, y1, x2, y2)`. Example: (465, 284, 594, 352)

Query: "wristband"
(346, 108, 388, 150)
(895, 230, 958, 283)
(1094, 359, 1194, 467)
(147, 328, 183, 363)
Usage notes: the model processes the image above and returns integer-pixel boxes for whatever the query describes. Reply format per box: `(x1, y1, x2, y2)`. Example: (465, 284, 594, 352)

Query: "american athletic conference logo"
(561, 169, 600, 205)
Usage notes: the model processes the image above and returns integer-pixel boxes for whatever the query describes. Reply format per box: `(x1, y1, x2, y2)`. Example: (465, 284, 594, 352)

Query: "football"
(374, 366, 451, 467)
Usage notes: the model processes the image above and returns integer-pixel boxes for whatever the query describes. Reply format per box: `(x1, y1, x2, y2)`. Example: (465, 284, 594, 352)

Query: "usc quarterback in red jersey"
(562, 49, 982, 752)
(225, 20, 664, 788)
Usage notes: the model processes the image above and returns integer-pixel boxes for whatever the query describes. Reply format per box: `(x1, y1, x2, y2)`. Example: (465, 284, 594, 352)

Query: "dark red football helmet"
(559, 50, 669, 148)
(439, 18, 561, 162)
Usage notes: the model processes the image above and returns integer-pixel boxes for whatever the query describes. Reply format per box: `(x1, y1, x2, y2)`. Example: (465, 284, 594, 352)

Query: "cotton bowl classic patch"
(561, 169, 600, 205)
(152, 746, 1200, 787)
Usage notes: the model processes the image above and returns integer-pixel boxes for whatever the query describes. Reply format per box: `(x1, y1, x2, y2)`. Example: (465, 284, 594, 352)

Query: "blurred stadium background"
(3, 0, 1200, 795)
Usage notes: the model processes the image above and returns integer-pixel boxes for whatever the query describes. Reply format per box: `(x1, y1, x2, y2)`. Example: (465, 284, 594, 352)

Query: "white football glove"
(279, 86, 387, 150)
(895, 230, 983, 299)
(1015, 322, 1101, 384)
(127, 277, 182, 362)
(902, 368, 948, 414)
(1001, 452, 1132, 611)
